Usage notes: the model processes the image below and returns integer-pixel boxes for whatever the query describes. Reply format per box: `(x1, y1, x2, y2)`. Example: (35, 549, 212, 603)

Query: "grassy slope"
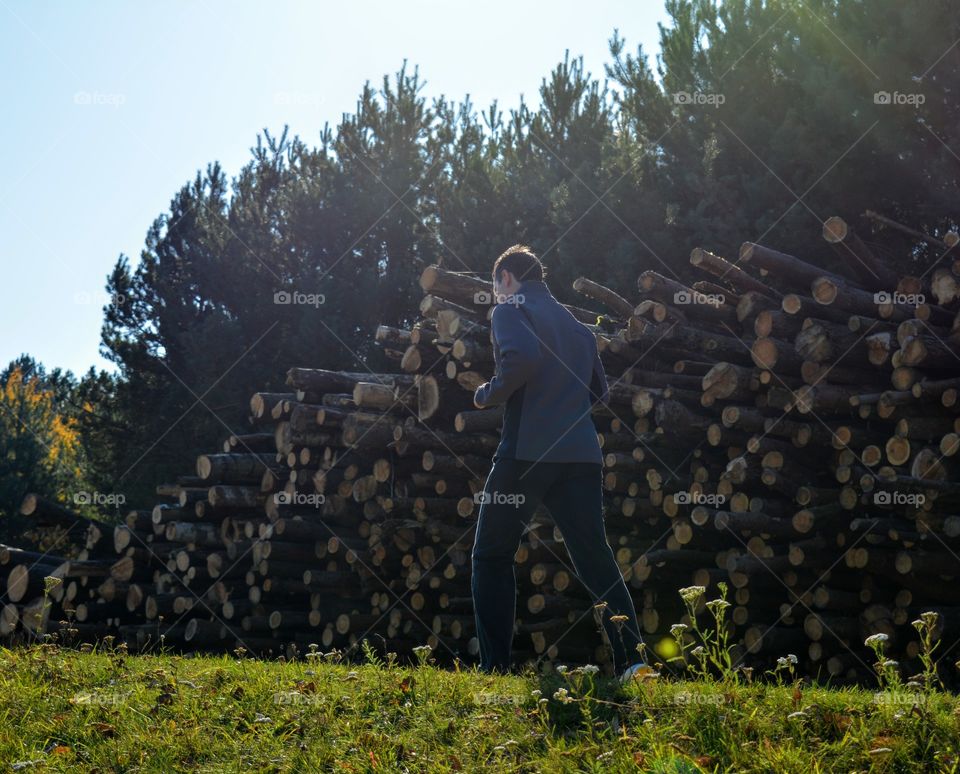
(1, 642, 959, 773)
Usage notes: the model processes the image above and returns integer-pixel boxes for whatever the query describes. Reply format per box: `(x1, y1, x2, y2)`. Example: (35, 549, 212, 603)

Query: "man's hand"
(473, 385, 488, 409)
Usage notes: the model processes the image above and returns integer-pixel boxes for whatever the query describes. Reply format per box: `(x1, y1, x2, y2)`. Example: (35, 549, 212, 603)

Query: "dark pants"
(470, 456, 645, 674)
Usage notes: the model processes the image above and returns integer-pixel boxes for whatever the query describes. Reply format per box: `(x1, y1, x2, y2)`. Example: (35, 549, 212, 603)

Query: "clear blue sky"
(0, 0, 670, 377)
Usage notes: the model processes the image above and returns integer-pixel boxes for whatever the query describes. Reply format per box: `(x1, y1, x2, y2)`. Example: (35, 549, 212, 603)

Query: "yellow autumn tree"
(0, 366, 90, 530)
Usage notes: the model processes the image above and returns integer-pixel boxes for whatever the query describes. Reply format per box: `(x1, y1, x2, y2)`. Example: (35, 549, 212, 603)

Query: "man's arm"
(589, 339, 609, 405)
(473, 303, 542, 408)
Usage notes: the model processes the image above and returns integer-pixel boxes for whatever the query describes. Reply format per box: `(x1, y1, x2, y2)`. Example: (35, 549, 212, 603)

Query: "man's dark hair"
(492, 244, 545, 284)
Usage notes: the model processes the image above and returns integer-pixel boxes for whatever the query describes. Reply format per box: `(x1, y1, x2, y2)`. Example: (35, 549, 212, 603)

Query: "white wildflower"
(679, 585, 706, 604)
(43, 576, 63, 593)
(705, 598, 731, 614)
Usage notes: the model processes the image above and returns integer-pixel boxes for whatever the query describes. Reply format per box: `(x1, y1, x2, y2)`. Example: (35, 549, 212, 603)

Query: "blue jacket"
(473, 280, 609, 464)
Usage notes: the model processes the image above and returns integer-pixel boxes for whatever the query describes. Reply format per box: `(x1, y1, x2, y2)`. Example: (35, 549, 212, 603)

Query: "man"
(470, 244, 648, 683)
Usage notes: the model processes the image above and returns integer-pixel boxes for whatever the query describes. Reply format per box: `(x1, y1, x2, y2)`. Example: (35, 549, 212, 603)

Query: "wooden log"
(419, 265, 492, 309)
(689, 248, 780, 298)
(286, 368, 415, 394)
(822, 216, 899, 291)
(19, 494, 97, 532)
(740, 241, 847, 288)
(750, 337, 804, 373)
(196, 453, 277, 483)
(450, 338, 493, 367)
(353, 381, 416, 412)
(454, 407, 503, 433)
(6, 561, 65, 602)
(573, 276, 634, 319)
(810, 275, 911, 321)
(863, 209, 957, 251)
(702, 362, 759, 402)
(901, 335, 960, 369)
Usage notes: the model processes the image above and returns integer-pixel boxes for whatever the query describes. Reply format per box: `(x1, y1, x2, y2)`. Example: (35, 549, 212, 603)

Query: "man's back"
(473, 279, 608, 464)
(470, 245, 646, 679)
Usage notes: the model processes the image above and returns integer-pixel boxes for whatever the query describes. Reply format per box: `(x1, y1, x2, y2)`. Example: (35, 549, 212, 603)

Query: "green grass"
(1, 639, 959, 773)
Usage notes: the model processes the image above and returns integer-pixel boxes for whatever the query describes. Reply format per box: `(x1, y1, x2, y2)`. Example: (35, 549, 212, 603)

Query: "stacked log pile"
(2, 495, 121, 640)
(4, 212, 960, 685)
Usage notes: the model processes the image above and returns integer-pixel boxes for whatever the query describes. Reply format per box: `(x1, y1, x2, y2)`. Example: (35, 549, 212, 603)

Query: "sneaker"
(617, 661, 650, 685)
